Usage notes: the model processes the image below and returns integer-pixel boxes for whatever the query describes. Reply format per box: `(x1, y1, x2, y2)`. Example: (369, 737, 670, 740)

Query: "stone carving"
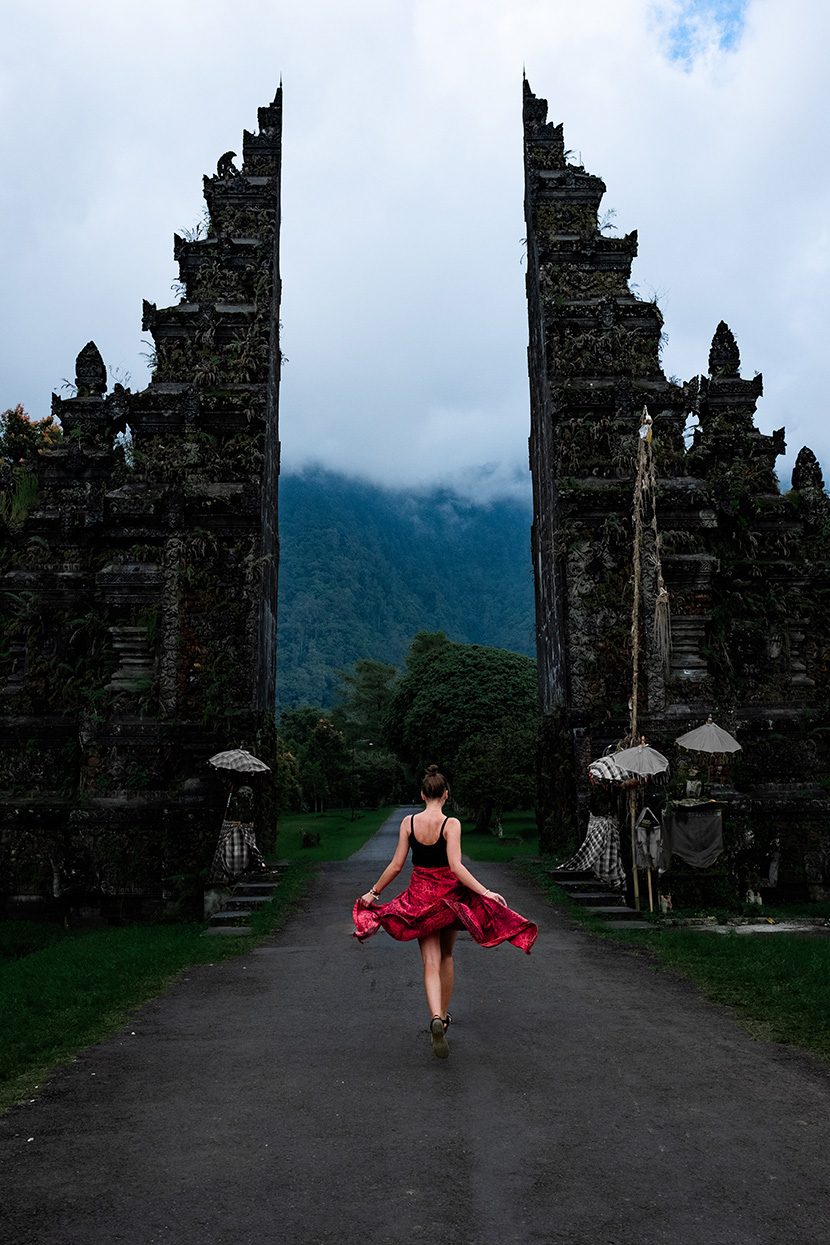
(0, 90, 283, 918)
(708, 320, 741, 378)
(524, 79, 830, 890)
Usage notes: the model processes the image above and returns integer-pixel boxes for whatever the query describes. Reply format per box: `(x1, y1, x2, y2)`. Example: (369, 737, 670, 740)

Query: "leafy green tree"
(278, 705, 329, 752)
(297, 717, 350, 812)
(0, 405, 62, 463)
(384, 636, 538, 773)
(453, 725, 537, 833)
(352, 746, 405, 807)
(404, 630, 451, 673)
(247, 715, 304, 852)
(333, 658, 399, 744)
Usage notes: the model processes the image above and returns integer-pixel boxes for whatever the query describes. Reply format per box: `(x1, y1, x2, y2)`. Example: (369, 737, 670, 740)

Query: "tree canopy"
(384, 634, 538, 772)
(0, 405, 62, 463)
(333, 657, 398, 745)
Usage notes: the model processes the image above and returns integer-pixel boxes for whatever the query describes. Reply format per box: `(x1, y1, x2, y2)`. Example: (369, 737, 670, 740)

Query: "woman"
(353, 765, 538, 1059)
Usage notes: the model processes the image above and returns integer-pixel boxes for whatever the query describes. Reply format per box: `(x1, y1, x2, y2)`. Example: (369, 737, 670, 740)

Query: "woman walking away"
(353, 765, 538, 1059)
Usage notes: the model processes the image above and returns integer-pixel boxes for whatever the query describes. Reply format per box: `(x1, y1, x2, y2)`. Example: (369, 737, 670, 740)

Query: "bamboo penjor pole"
(627, 410, 651, 911)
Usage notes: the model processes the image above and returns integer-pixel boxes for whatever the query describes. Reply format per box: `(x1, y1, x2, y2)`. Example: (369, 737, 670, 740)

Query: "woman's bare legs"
(418, 930, 455, 1058)
(418, 928, 458, 1021)
(439, 927, 457, 1019)
(418, 932, 444, 1020)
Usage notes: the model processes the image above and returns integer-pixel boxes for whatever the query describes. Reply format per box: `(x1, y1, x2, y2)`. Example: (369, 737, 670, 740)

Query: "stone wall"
(0, 90, 283, 918)
(523, 80, 830, 896)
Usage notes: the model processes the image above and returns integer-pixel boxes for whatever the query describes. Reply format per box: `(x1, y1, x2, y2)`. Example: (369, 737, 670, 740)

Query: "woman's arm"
(357, 819, 410, 907)
(445, 819, 506, 905)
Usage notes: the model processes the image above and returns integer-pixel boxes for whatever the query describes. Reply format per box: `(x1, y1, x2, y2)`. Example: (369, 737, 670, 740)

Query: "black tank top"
(409, 815, 450, 868)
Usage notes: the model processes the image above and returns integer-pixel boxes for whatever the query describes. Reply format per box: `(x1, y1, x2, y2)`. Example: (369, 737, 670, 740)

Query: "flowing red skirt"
(352, 866, 538, 954)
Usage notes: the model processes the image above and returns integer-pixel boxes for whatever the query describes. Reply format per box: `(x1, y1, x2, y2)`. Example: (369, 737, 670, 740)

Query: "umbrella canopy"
(611, 741, 670, 777)
(208, 748, 271, 775)
(675, 716, 741, 755)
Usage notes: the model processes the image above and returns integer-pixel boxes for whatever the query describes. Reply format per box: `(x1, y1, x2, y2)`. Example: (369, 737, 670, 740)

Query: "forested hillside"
(276, 469, 535, 707)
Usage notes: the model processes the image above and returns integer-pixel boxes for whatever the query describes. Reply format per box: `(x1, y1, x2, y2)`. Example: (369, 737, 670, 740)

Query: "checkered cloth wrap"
(209, 821, 267, 882)
(558, 814, 626, 891)
(588, 756, 633, 783)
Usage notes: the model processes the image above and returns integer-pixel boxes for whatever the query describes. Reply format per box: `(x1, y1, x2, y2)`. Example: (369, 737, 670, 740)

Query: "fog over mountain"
(276, 469, 535, 707)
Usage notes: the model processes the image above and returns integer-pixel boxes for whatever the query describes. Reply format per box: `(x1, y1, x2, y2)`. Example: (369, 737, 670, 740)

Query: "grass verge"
(459, 809, 540, 862)
(274, 806, 395, 861)
(0, 860, 315, 1116)
(520, 861, 830, 1064)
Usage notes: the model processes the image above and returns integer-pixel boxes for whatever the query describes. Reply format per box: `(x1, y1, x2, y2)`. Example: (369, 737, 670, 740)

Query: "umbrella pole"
(629, 786, 640, 911)
(646, 867, 654, 913)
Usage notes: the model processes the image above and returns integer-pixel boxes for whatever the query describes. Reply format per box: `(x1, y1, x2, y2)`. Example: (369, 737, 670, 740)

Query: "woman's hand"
(483, 889, 507, 906)
(358, 891, 377, 908)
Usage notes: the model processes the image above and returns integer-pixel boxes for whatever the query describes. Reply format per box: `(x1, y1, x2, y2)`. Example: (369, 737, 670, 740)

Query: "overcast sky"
(1, 0, 827, 497)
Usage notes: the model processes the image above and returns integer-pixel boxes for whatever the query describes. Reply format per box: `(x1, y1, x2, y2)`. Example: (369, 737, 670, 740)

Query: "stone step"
(224, 895, 274, 911)
(569, 892, 624, 907)
(547, 869, 593, 882)
(209, 910, 254, 925)
(584, 906, 645, 920)
(234, 881, 279, 896)
(602, 920, 655, 931)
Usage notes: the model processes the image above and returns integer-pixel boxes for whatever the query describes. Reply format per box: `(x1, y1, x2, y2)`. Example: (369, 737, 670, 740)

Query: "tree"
(352, 746, 405, 807)
(0, 405, 62, 463)
(384, 636, 538, 774)
(404, 629, 451, 673)
(453, 725, 537, 833)
(278, 704, 329, 753)
(333, 658, 399, 744)
(296, 717, 350, 812)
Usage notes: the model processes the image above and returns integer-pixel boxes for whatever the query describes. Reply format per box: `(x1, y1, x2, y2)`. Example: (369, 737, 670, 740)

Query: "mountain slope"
(276, 469, 535, 707)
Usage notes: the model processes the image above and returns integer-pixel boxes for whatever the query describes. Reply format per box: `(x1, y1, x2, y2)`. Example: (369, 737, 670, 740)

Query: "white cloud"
(0, 0, 827, 493)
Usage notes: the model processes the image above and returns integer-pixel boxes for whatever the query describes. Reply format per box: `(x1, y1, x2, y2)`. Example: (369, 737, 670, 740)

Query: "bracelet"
(370, 888, 380, 899)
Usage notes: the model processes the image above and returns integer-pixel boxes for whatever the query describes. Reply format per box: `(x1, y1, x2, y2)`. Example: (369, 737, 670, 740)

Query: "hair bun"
(425, 764, 440, 775)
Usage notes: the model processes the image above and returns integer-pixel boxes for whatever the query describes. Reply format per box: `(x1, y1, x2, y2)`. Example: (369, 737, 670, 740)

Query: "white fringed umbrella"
(612, 741, 670, 777)
(675, 716, 741, 755)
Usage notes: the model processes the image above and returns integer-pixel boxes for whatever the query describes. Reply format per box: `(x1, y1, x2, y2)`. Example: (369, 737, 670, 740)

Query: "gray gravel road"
(2, 807, 829, 1245)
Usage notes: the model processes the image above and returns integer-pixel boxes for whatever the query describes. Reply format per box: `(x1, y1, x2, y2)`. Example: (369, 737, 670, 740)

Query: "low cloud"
(0, 0, 826, 496)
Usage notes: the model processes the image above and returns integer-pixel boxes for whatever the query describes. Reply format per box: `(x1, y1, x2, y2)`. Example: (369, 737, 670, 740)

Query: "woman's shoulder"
(444, 815, 462, 834)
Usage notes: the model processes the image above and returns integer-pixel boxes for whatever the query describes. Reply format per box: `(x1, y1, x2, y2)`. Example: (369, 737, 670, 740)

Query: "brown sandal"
(430, 1016, 450, 1059)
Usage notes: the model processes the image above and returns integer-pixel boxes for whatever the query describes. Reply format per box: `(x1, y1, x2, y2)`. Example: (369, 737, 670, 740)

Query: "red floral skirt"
(352, 866, 538, 954)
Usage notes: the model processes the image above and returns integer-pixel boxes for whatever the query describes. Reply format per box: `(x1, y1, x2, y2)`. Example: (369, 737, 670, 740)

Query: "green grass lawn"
(0, 804, 389, 1114)
(0, 861, 314, 1115)
(522, 861, 830, 1064)
(273, 805, 395, 861)
(459, 809, 540, 861)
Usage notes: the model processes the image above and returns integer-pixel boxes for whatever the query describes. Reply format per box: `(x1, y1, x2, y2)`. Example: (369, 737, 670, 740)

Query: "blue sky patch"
(662, 0, 747, 62)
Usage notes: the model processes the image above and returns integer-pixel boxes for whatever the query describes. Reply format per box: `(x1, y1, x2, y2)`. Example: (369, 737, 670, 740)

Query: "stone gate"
(523, 79, 830, 895)
(0, 90, 283, 917)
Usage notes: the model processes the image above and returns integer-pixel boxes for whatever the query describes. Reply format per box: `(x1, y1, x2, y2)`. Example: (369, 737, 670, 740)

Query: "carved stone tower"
(524, 79, 830, 896)
(0, 90, 283, 916)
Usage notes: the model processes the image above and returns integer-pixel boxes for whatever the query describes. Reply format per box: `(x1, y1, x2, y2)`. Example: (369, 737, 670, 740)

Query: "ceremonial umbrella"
(208, 748, 271, 775)
(612, 740, 670, 777)
(675, 716, 741, 755)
